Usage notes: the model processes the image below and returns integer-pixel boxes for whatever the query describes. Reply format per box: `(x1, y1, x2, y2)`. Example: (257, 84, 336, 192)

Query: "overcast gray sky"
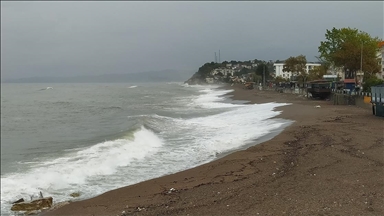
(1, 1, 383, 79)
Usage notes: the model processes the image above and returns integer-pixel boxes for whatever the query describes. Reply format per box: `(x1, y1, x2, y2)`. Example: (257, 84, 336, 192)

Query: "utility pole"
(360, 42, 363, 72)
(358, 42, 363, 88)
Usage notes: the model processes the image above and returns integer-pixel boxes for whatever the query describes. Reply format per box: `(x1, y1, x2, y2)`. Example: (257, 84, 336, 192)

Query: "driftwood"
(12, 198, 24, 204)
(11, 197, 53, 212)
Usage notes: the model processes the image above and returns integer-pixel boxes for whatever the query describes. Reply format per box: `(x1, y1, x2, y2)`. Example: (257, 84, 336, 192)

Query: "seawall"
(330, 92, 372, 110)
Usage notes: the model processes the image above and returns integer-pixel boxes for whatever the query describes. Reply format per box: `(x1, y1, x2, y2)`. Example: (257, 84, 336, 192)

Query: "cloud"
(1, 1, 383, 79)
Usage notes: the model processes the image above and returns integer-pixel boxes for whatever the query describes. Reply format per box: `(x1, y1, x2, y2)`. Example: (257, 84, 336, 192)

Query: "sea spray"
(1, 126, 164, 213)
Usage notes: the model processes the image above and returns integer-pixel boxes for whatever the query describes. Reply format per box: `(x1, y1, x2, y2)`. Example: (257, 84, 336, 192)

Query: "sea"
(1, 82, 291, 215)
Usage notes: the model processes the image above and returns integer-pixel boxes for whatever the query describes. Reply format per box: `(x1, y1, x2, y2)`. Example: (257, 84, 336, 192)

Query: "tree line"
(192, 27, 383, 89)
(195, 59, 274, 82)
(281, 27, 383, 90)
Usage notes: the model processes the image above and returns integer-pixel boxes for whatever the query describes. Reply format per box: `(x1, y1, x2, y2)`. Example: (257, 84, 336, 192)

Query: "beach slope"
(45, 85, 384, 216)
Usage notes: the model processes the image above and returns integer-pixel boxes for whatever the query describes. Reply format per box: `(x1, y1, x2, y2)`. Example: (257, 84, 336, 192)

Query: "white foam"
(184, 102, 290, 154)
(128, 85, 138, 88)
(0, 126, 163, 213)
(190, 87, 243, 109)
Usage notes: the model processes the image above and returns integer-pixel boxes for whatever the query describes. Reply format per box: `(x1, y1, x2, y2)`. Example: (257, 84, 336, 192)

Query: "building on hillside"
(273, 62, 321, 80)
(211, 68, 235, 77)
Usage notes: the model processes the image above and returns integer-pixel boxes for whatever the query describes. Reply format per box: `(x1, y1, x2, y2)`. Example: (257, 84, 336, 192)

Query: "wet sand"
(45, 84, 384, 216)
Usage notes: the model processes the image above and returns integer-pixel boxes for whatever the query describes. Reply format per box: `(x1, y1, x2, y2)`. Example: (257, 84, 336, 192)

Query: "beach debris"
(12, 198, 24, 204)
(120, 210, 127, 216)
(69, 192, 81, 198)
(315, 105, 321, 108)
(168, 188, 177, 194)
(11, 197, 53, 212)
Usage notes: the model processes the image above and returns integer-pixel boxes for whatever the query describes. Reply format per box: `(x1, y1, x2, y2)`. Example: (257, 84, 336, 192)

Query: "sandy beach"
(45, 84, 384, 216)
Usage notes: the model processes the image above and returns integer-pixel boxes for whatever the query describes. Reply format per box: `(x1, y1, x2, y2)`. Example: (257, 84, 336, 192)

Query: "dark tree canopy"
(255, 63, 270, 79)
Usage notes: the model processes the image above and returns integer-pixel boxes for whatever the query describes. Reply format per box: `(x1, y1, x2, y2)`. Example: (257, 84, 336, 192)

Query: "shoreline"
(44, 84, 384, 216)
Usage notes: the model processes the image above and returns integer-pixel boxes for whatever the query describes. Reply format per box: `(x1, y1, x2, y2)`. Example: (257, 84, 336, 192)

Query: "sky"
(1, 1, 383, 80)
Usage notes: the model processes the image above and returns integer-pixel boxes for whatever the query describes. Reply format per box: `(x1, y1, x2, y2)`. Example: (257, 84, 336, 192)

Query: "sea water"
(0, 82, 291, 214)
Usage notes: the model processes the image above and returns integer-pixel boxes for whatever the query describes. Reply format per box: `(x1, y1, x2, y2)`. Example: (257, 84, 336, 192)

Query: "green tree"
(274, 76, 289, 83)
(362, 75, 384, 92)
(318, 27, 381, 78)
(282, 55, 307, 82)
(308, 65, 327, 81)
(197, 62, 221, 77)
(237, 67, 253, 76)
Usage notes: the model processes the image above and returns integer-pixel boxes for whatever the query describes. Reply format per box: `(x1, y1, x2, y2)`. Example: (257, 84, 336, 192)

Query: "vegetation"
(362, 75, 384, 92)
(307, 64, 328, 81)
(251, 74, 263, 83)
(318, 27, 381, 78)
(274, 76, 289, 83)
(282, 55, 307, 83)
(187, 27, 382, 87)
(235, 68, 253, 76)
(255, 63, 270, 80)
(196, 62, 222, 77)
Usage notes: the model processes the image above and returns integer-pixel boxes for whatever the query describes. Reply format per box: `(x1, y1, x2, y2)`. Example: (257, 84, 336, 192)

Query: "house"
(273, 62, 321, 80)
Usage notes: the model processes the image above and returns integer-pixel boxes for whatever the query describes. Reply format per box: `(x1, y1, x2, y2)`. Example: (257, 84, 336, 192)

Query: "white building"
(274, 62, 321, 80)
